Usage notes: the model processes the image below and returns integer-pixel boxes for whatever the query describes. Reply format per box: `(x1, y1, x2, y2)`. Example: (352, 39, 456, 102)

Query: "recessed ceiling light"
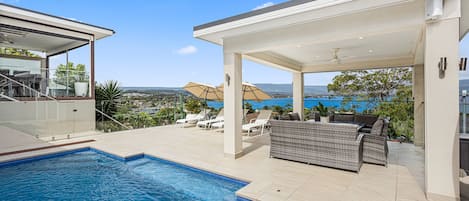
(368, 49, 373, 53)
(296, 45, 302, 48)
(359, 36, 364, 40)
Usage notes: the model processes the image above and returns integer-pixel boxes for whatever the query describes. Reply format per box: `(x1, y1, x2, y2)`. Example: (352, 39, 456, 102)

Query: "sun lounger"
(211, 110, 248, 129)
(197, 109, 224, 129)
(176, 110, 210, 127)
(242, 110, 272, 136)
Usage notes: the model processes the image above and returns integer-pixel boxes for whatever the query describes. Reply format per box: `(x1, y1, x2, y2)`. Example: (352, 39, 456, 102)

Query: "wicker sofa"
(270, 120, 364, 172)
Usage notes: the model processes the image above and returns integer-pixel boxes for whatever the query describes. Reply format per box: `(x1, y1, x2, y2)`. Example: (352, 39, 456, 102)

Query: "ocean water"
(0, 151, 247, 201)
(208, 97, 376, 113)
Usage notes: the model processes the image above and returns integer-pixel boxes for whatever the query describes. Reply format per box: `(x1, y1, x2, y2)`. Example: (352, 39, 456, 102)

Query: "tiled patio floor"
(0, 126, 427, 201)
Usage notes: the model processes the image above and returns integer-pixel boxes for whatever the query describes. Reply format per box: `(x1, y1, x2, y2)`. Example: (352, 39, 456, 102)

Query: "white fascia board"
(194, 0, 353, 38)
(0, 4, 113, 39)
(2, 17, 91, 40)
(194, 0, 421, 43)
(461, 0, 469, 40)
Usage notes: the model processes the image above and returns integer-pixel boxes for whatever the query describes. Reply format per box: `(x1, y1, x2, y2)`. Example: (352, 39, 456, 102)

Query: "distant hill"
(123, 80, 469, 96)
(121, 84, 330, 96)
(253, 83, 330, 96)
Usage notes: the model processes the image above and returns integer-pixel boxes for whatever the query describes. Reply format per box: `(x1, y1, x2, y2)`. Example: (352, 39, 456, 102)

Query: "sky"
(2, 0, 469, 86)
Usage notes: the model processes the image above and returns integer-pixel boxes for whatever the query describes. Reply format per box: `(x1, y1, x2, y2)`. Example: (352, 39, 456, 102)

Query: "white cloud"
(253, 2, 275, 10)
(176, 45, 198, 55)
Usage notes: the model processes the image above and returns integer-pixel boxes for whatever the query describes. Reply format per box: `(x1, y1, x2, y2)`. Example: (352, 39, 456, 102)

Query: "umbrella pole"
(242, 88, 246, 123)
(204, 89, 209, 120)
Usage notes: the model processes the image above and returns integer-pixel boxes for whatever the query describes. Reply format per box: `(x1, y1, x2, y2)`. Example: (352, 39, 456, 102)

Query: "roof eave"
(0, 3, 115, 39)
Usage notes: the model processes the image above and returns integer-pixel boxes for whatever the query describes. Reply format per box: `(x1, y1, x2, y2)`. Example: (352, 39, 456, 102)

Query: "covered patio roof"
(194, 0, 469, 73)
(0, 3, 114, 56)
(195, 0, 467, 200)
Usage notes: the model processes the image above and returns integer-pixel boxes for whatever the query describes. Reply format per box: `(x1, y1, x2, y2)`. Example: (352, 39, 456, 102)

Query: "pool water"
(0, 149, 248, 201)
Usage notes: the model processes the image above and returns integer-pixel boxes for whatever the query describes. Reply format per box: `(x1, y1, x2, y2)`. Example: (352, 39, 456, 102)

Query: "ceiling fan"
(329, 48, 342, 64)
(314, 48, 349, 64)
(0, 33, 14, 45)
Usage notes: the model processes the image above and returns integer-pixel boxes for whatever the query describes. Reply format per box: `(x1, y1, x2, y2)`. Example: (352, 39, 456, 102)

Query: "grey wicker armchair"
(361, 119, 389, 166)
(270, 120, 364, 172)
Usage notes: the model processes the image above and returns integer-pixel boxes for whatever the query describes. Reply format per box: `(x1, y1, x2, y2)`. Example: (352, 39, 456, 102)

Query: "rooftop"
(0, 3, 114, 55)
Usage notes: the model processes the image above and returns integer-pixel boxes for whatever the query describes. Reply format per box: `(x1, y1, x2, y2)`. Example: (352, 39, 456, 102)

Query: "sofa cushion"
(279, 114, 291, 120)
(309, 112, 320, 122)
(332, 114, 355, 123)
(370, 118, 384, 135)
(289, 113, 301, 121)
(354, 114, 379, 128)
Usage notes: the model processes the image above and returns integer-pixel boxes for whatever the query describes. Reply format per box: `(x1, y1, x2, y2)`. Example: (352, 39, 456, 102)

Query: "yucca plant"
(96, 80, 122, 117)
(314, 102, 329, 117)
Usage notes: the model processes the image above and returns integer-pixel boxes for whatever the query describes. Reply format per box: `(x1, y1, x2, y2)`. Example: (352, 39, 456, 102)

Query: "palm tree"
(96, 80, 122, 117)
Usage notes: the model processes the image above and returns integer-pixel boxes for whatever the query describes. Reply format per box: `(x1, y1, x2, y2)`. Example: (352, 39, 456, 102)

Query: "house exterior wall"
(0, 99, 95, 140)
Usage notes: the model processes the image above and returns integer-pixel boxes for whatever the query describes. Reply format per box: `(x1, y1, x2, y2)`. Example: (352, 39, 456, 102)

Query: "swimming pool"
(0, 148, 249, 201)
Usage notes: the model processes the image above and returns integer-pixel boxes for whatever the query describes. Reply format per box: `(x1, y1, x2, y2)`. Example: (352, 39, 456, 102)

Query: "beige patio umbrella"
(183, 82, 223, 101)
(217, 82, 272, 121)
(183, 82, 223, 116)
(217, 82, 272, 101)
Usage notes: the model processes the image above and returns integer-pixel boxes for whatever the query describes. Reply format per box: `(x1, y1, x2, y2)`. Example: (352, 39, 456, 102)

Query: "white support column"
(413, 64, 425, 147)
(424, 18, 460, 200)
(292, 72, 304, 120)
(223, 51, 243, 158)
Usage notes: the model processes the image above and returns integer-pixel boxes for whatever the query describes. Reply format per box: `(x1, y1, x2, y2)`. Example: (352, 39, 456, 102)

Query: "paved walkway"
(0, 126, 427, 201)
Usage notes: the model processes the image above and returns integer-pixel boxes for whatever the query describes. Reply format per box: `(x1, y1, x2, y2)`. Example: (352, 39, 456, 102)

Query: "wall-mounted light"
(438, 57, 447, 72)
(438, 57, 447, 79)
(460, 57, 468, 71)
(225, 73, 230, 86)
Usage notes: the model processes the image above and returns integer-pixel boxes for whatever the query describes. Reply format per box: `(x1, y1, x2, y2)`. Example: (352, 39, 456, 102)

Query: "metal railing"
(0, 74, 130, 140)
(95, 109, 132, 130)
(461, 102, 469, 134)
(0, 73, 56, 100)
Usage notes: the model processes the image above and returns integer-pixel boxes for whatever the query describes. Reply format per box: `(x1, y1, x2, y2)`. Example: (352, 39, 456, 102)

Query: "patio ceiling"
(194, 0, 429, 73)
(0, 3, 114, 56)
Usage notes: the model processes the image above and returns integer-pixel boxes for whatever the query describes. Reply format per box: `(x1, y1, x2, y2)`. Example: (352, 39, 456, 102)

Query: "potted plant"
(74, 70, 89, 97)
(314, 102, 330, 123)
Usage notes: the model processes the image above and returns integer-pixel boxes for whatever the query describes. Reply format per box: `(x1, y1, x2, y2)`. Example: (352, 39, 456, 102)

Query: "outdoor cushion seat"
(309, 112, 320, 122)
(359, 127, 372, 133)
(354, 114, 379, 128)
(279, 114, 291, 120)
(289, 113, 301, 121)
(361, 118, 389, 166)
(331, 114, 355, 123)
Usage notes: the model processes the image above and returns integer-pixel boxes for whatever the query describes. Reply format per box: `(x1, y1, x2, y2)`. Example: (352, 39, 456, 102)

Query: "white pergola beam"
(244, 52, 302, 72)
